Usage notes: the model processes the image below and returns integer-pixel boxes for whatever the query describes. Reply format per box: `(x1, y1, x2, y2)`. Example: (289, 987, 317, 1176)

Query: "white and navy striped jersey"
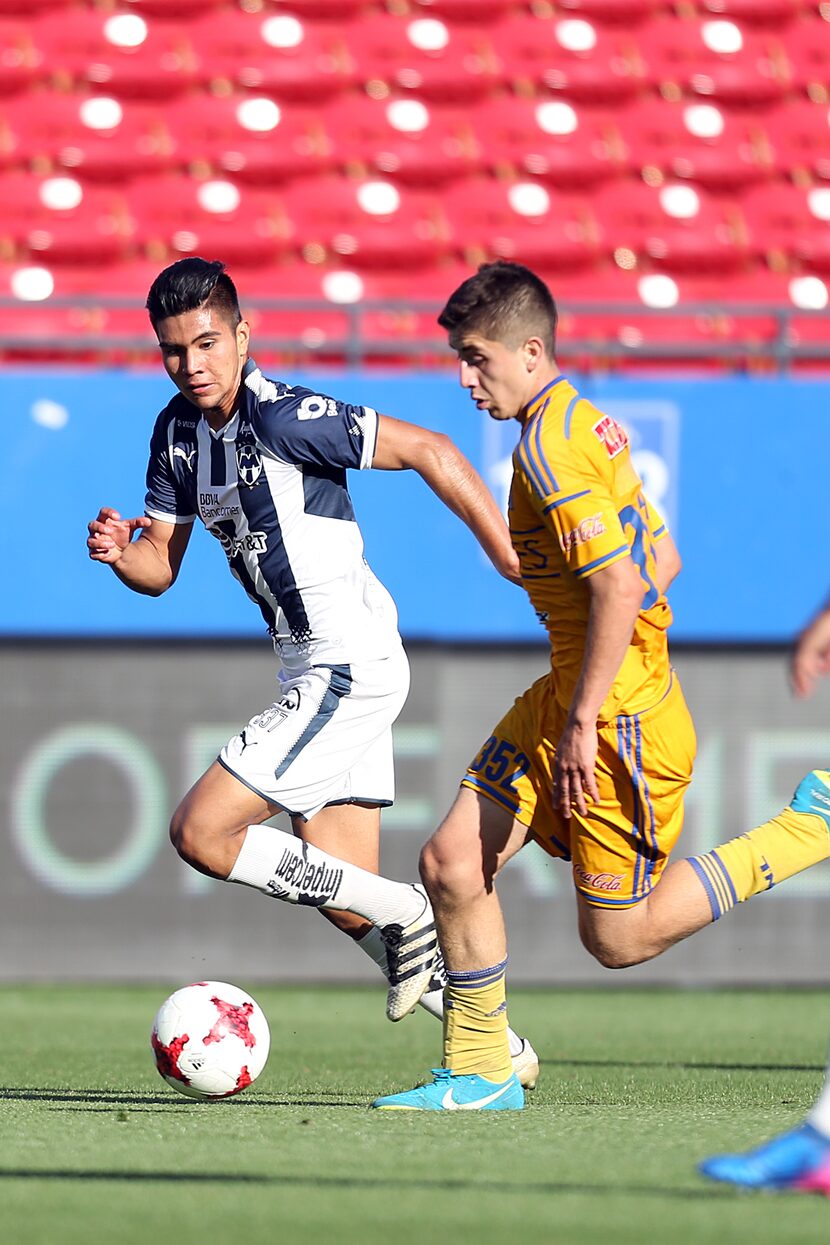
(144, 358, 401, 669)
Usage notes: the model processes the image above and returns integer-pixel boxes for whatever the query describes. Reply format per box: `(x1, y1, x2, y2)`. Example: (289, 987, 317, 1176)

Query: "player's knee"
(419, 838, 486, 905)
(169, 808, 222, 877)
(579, 924, 649, 970)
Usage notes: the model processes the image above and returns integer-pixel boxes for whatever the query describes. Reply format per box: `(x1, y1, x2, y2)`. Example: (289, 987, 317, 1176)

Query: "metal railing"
(3, 296, 829, 369)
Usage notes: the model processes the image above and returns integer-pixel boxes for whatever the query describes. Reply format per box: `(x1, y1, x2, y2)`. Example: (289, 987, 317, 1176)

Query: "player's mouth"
(188, 382, 216, 397)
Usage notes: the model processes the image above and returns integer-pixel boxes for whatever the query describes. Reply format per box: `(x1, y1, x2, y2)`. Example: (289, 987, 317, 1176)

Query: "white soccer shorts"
(219, 645, 410, 820)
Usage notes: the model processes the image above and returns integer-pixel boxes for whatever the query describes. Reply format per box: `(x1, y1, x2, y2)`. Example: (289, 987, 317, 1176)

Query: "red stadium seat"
(619, 98, 772, 189)
(189, 11, 352, 101)
(593, 178, 748, 271)
(741, 182, 830, 270)
(691, 0, 807, 23)
(116, 0, 228, 16)
(645, 16, 791, 106)
(494, 13, 647, 102)
(32, 10, 199, 99)
(0, 0, 72, 11)
(241, 262, 473, 365)
(283, 176, 451, 269)
(164, 95, 331, 184)
(407, 0, 514, 20)
(321, 96, 480, 186)
(0, 172, 131, 264)
(552, 0, 664, 21)
(257, 0, 367, 16)
(542, 268, 741, 372)
(4, 93, 176, 182)
(443, 178, 601, 270)
(0, 18, 42, 95)
(780, 13, 830, 97)
(347, 13, 502, 102)
(471, 97, 624, 188)
(2, 173, 131, 265)
(127, 175, 292, 267)
(763, 100, 830, 182)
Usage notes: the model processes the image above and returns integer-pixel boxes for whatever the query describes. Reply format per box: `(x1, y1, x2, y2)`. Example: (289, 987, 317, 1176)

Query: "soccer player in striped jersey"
(371, 260, 830, 1112)
(86, 257, 538, 1086)
(700, 603, 830, 1193)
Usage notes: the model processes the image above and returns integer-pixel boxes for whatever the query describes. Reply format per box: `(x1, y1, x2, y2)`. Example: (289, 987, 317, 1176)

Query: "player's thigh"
(173, 760, 279, 841)
(424, 786, 530, 894)
(571, 676, 695, 914)
(461, 673, 573, 868)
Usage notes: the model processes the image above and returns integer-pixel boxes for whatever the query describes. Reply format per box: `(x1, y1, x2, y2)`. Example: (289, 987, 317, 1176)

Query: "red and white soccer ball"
(150, 981, 270, 1100)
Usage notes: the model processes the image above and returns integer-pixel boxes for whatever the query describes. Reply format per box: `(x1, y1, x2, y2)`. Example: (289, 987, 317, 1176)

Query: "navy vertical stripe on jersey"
(234, 442, 312, 649)
(209, 430, 227, 486)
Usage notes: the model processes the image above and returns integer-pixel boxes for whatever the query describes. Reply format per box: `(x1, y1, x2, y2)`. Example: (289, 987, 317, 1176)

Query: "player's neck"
(204, 391, 242, 433)
(518, 367, 561, 426)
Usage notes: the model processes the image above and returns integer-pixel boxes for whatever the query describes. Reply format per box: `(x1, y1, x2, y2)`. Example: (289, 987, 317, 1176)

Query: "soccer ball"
(150, 981, 270, 1100)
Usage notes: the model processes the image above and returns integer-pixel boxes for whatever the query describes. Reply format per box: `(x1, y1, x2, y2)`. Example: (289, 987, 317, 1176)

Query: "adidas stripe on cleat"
(381, 884, 440, 1022)
(699, 1123, 830, 1191)
(371, 1068, 524, 1112)
(789, 770, 830, 831)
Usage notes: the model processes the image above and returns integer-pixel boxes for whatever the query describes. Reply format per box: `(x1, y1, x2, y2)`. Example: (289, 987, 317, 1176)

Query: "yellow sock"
(442, 959, 513, 1083)
(688, 807, 830, 920)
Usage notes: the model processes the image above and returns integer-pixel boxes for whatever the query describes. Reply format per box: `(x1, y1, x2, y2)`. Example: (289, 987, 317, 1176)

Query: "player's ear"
(522, 336, 545, 372)
(236, 318, 250, 358)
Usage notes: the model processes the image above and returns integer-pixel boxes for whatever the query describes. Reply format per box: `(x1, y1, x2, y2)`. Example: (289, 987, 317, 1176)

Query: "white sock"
(355, 926, 526, 1055)
(228, 825, 423, 927)
(807, 1064, 830, 1140)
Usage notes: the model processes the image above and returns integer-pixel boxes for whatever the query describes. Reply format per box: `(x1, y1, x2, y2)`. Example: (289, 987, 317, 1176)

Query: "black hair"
(438, 260, 558, 356)
(145, 257, 242, 328)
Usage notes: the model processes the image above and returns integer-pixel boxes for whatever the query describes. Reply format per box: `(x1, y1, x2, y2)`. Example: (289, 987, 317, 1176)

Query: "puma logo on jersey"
(171, 446, 196, 469)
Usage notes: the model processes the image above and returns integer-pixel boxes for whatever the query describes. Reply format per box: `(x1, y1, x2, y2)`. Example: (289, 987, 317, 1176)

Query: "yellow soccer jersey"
(511, 376, 673, 720)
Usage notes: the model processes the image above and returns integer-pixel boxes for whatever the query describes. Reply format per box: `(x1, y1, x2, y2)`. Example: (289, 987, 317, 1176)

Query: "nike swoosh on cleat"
(441, 1082, 514, 1110)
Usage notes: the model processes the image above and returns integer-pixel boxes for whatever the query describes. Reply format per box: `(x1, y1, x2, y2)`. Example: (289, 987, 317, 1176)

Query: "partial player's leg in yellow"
(371, 790, 529, 1110)
(578, 769, 830, 968)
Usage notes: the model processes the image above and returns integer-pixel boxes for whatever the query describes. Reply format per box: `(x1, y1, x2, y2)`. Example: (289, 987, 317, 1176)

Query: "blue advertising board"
(1, 367, 827, 641)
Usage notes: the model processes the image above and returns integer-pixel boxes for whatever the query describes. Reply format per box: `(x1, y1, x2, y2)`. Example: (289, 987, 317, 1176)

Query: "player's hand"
(552, 718, 599, 819)
(87, 507, 151, 563)
(791, 607, 830, 699)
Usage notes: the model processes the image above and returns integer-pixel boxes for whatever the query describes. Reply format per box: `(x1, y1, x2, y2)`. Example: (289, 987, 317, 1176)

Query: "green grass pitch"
(2, 985, 830, 1245)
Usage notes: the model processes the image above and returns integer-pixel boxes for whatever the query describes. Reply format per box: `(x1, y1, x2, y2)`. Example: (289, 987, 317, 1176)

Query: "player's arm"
(87, 506, 192, 596)
(791, 601, 830, 698)
(372, 414, 520, 584)
(554, 556, 646, 818)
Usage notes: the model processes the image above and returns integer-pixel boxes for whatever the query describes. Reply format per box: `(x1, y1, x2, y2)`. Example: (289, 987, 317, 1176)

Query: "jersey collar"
(520, 375, 568, 430)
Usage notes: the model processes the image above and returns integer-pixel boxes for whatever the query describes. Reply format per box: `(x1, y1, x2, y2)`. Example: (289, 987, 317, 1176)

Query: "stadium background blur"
(3, 0, 830, 989)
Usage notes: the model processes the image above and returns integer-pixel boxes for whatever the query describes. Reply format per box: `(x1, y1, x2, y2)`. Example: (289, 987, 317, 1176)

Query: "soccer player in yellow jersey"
(372, 259, 830, 1113)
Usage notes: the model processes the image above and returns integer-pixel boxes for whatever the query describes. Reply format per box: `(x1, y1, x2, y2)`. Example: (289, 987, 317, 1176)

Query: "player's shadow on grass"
(550, 1058, 826, 1073)
(0, 1087, 365, 1108)
(0, 1169, 731, 1199)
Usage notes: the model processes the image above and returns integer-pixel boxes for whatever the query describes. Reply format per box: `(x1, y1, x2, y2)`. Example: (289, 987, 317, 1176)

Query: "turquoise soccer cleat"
(699, 1123, 830, 1192)
(371, 1068, 524, 1112)
(789, 770, 830, 830)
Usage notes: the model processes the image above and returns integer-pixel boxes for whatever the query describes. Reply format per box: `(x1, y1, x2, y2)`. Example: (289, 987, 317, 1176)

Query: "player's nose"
(459, 360, 476, 388)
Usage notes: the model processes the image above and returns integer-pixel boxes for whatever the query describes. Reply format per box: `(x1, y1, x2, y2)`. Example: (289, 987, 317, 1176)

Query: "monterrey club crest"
(236, 439, 263, 488)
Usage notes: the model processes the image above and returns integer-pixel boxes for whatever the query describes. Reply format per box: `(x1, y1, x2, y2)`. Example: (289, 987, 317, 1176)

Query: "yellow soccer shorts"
(461, 671, 697, 908)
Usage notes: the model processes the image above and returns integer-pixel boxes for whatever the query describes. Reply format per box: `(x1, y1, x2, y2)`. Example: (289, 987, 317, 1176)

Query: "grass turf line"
(1, 985, 829, 1245)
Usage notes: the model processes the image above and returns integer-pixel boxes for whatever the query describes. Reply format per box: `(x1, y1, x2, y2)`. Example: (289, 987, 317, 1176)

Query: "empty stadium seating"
(1, 0, 829, 369)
